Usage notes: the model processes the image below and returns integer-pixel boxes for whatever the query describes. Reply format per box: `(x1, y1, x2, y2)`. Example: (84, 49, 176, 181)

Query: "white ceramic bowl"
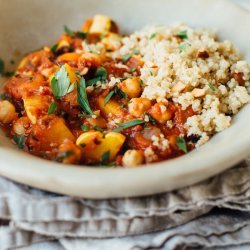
(0, 0, 250, 199)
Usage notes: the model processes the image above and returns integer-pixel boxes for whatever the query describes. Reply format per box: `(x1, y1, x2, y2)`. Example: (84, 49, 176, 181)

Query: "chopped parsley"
(0, 93, 10, 100)
(64, 25, 74, 37)
(104, 90, 115, 105)
(139, 80, 144, 87)
(176, 30, 188, 39)
(51, 65, 74, 99)
(13, 135, 25, 149)
(113, 119, 146, 132)
(81, 124, 89, 132)
(51, 44, 58, 53)
(77, 77, 94, 115)
(122, 54, 132, 63)
(47, 102, 57, 115)
(208, 84, 217, 91)
(146, 114, 156, 124)
(104, 86, 127, 106)
(93, 125, 103, 132)
(179, 41, 191, 53)
(100, 151, 110, 165)
(132, 48, 140, 55)
(76, 31, 87, 39)
(176, 135, 188, 153)
(0, 59, 4, 75)
(149, 32, 157, 39)
(57, 150, 74, 160)
(86, 67, 107, 86)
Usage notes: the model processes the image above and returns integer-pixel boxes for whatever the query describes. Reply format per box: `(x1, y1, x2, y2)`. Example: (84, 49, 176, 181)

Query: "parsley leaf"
(86, 67, 107, 86)
(51, 65, 74, 99)
(13, 134, 25, 149)
(77, 77, 94, 115)
(81, 124, 89, 132)
(0, 58, 4, 75)
(76, 31, 87, 39)
(179, 41, 191, 53)
(208, 84, 217, 91)
(122, 54, 132, 63)
(100, 151, 110, 166)
(176, 30, 188, 39)
(47, 102, 57, 115)
(0, 93, 10, 100)
(149, 32, 157, 39)
(176, 135, 188, 153)
(51, 44, 58, 53)
(64, 25, 74, 37)
(113, 119, 146, 132)
(93, 125, 103, 132)
(104, 90, 115, 105)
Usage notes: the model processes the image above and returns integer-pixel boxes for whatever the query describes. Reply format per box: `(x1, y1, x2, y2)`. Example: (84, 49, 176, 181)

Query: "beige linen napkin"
(0, 157, 250, 250)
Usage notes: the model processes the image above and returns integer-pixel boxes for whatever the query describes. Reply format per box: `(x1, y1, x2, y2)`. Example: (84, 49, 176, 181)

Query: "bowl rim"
(0, 0, 250, 199)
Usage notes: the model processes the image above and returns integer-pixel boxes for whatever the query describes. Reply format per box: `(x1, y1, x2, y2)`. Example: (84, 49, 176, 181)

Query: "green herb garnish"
(81, 125, 89, 132)
(132, 49, 140, 55)
(176, 30, 188, 39)
(176, 135, 188, 153)
(47, 102, 57, 115)
(0, 93, 10, 100)
(113, 119, 146, 132)
(104, 90, 115, 105)
(139, 80, 144, 87)
(51, 65, 74, 99)
(149, 33, 157, 39)
(77, 77, 94, 115)
(179, 41, 191, 53)
(93, 125, 103, 132)
(13, 135, 25, 149)
(100, 151, 110, 165)
(86, 67, 107, 86)
(147, 114, 156, 124)
(57, 150, 74, 159)
(208, 84, 217, 91)
(51, 44, 58, 53)
(64, 25, 74, 37)
(76, 31, 87, 39)
(122, 54, 132, 63)
(0, 59, 4, 75)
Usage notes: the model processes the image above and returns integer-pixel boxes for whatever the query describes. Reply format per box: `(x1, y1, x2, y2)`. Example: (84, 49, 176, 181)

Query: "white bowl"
(0, 0, 250, 199)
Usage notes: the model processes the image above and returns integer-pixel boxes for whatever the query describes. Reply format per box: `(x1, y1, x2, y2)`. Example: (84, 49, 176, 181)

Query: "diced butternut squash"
(57, 53, 81, 64)
(98, 96, 124, 117)
(119, 77, 142, 98)
(44, 117, 75, 145)
(89, 15, 111, 34)
(76, 131, 125, 163)
(24, 95, 51, 124)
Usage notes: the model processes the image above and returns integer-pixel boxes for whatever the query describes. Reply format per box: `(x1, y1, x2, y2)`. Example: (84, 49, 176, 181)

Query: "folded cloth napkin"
(0, 157, 250, 250)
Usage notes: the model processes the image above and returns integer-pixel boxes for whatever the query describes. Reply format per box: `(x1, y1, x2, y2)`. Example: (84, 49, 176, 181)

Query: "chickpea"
(128, 98, 151, 117)
(122, 149, 144, 167)
(119, 77, 142, 98)
(0, 100, 17, 123)
(13, 117, 30, 135)
(148, 102, 175, 124)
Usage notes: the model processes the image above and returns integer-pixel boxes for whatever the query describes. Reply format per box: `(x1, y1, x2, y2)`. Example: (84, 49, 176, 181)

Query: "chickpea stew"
(0, 15, 249, 167)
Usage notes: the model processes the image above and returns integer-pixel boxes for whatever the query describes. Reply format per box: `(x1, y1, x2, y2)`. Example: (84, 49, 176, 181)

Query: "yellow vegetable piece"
(64, 63, 79, 84)
(98, 96, 124, 117)
(24, 96, 48, 124)
(0, 100, 17, 123)
(89, 15, 111, 34)
(76, 131, 125, 163)
(45, 117, 75, 145)
(57, 52, 81, 63)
